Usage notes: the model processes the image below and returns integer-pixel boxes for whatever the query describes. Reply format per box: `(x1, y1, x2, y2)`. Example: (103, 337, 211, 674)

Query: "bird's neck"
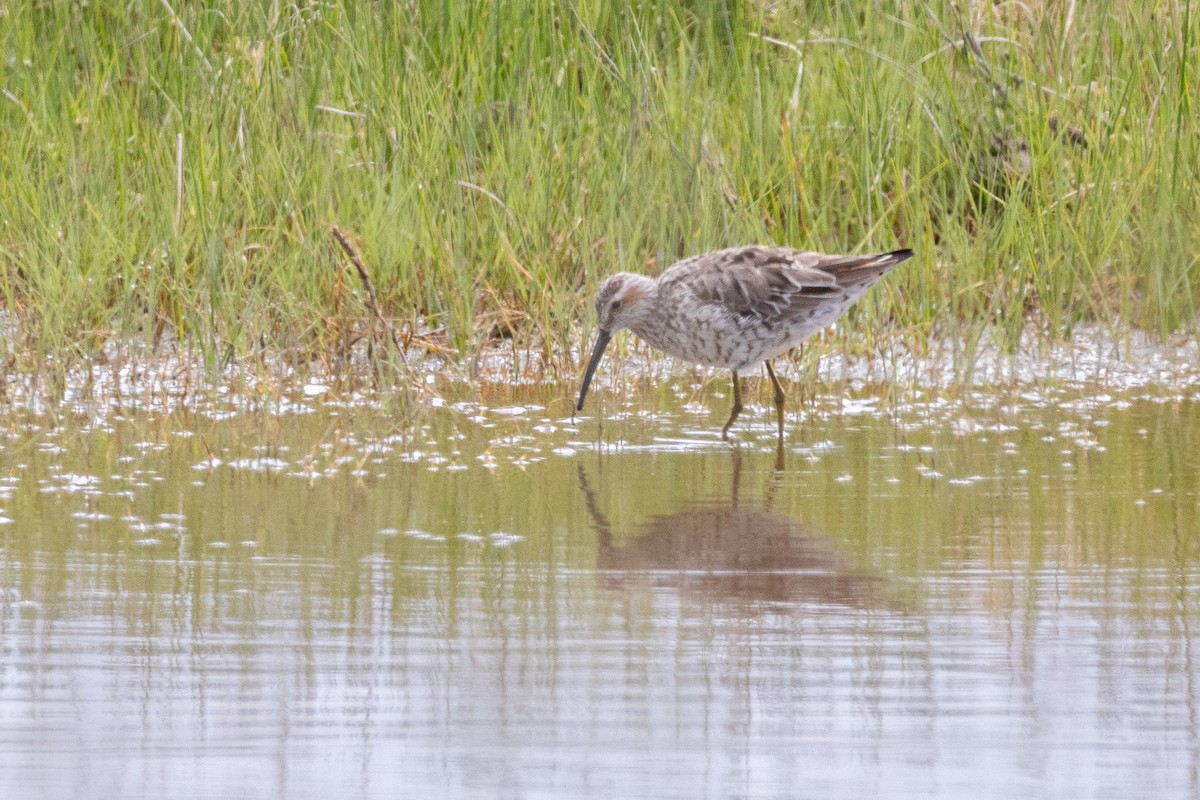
(622, 276, 659, 333)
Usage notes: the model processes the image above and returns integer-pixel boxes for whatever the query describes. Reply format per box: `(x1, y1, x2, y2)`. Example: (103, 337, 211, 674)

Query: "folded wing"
(659, 246, 912, 327)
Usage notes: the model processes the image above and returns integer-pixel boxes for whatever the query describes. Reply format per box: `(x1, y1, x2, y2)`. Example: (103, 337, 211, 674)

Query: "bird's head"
(593, 272, 654, 333)
(577, 273, 655, 411)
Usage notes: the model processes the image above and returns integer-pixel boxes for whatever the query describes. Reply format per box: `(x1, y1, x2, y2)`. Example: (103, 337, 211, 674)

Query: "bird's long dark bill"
(576, 329, 612, 411)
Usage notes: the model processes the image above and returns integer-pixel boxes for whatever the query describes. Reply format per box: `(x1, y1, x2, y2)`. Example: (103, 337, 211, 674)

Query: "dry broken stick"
(330, 225, 409, 369)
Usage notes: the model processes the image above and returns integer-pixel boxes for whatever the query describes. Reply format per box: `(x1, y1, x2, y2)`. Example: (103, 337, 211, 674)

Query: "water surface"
(2, 385, 1199, 798)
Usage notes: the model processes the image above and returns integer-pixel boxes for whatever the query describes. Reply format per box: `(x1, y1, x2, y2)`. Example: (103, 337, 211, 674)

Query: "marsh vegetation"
(1, 1, 1197, 403)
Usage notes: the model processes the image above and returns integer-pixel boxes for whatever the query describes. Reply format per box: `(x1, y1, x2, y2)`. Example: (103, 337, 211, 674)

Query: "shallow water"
(2, 384, 1200, 799)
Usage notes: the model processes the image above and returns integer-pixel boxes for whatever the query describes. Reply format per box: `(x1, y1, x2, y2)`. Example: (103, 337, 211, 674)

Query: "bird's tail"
(822, 248, 914, 285)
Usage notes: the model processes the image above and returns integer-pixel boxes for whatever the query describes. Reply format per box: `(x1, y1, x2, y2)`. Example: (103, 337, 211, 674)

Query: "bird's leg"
(721, 370, 743, 440)
(765, 361, 786, 440)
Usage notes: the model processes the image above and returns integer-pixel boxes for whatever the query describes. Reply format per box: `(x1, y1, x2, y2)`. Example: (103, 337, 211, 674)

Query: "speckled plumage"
(577, 245, 914, 439)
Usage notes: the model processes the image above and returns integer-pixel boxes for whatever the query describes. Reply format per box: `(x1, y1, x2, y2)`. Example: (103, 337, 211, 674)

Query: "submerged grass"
(0, 1, 1198, 402)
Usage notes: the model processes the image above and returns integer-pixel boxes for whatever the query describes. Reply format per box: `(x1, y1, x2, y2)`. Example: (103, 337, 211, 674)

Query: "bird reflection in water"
(577, 456, 890, 613)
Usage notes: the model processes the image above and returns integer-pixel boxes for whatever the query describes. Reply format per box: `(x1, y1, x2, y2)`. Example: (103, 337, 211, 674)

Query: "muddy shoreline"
(4, 325, 1197, 420)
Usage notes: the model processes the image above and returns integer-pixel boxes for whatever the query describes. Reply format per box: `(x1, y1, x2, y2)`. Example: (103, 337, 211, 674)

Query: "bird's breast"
(631, 287, 863, 370)
(630, 308, 810, 371)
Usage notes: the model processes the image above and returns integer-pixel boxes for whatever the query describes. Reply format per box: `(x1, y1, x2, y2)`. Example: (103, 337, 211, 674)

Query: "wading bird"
(576, 246, 913, 439)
